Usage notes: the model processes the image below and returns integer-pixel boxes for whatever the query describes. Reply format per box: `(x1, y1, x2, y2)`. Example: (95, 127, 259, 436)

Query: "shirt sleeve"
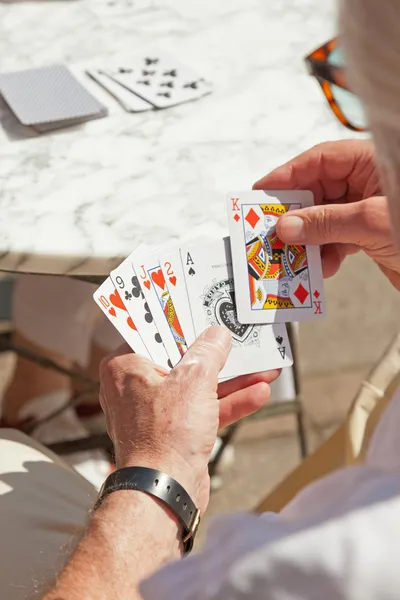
(140, 468, 400, 600)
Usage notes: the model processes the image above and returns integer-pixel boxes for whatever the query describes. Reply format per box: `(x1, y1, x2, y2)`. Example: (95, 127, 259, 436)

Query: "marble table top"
(0, 0, 357, 277)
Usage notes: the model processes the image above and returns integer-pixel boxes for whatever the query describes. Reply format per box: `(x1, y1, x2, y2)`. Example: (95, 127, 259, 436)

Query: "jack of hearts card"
(227, 190, 325, 324)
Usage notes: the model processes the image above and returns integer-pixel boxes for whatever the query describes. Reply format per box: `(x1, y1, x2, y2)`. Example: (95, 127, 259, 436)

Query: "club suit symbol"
(131, 276, 143, 299)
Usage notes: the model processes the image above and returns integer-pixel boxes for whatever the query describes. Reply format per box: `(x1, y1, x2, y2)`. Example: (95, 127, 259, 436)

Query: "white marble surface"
(0, 0, 356, 276)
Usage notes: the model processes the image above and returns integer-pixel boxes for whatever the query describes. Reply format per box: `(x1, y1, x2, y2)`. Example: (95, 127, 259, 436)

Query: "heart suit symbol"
(127, 317, 136, 330)
(151, 269, 165, 290)
(109, 290, 126, 311)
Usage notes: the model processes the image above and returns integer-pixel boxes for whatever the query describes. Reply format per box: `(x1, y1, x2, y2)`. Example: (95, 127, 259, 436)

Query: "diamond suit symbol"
(245, 208, 260, 229)
(313, 290, 320, 299)
(294, 283, 309, 305)
(233, 213, 240, 222)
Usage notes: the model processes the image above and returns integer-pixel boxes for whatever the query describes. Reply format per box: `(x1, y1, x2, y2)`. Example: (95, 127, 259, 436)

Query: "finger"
(174, 326, 232, 386)
(99, 344, 164, 386)
(219, 381, 271, 428)
(217, 369, 281, 399)
(276, 197, 389, 247)
(252, 139, 375, 204)
(321, 243, 360, 278)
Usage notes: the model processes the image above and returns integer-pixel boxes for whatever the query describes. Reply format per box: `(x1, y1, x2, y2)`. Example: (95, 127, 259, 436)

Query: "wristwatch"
(94, 466, 201, 554)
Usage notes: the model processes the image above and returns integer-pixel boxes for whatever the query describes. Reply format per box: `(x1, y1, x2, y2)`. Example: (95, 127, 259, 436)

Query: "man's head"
(341, 0, 400, 244)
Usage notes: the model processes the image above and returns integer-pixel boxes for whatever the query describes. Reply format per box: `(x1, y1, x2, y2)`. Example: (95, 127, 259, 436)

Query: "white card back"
(0, 64, 107, 126)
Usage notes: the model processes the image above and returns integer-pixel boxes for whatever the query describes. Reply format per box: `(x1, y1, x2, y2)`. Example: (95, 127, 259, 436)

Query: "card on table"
(93, 276, 151, 359)
(86, 69, 153, 112)
(227, 190, 325, 324)
(177, 237, 293, 379)
(0, 64, 107, 131)
(103, 55, 212, 109)
(132, 249, 188, 367)
(110, 252, 173, 371)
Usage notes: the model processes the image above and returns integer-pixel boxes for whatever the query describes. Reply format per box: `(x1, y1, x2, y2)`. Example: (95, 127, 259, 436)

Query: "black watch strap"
(94, 466, 200, 554)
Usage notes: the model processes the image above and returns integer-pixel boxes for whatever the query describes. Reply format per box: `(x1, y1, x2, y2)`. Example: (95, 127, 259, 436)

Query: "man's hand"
(254, 140, 400, 290)
(100, 326, 279, 513)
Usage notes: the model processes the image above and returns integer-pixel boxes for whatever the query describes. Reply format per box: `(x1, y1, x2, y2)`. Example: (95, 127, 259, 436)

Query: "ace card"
(179, 237, 293, 379)
(227, 191, 325, 324)
(93, 276, 151, 359)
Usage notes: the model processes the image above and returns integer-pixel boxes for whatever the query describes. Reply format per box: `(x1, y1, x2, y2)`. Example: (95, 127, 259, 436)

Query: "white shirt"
(141, 390, 400, 600)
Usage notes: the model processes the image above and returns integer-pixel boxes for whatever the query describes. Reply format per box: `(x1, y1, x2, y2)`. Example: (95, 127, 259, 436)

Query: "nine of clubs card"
(227, 190, 325, 324)
(110, 253, 173, 371)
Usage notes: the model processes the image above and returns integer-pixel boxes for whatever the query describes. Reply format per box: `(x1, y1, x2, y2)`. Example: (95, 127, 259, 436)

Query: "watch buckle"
(182, 508, 201, 543)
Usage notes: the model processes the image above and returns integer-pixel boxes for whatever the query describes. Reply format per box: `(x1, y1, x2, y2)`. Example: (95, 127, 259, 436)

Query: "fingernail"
(279, 216, 305, 242)
(203, 326, 232, 346)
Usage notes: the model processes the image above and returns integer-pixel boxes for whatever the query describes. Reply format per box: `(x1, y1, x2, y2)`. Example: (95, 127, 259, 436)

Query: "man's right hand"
(253, 140, 400, 290)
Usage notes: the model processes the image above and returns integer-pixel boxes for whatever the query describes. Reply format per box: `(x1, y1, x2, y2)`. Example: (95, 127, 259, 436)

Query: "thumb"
(277, 201, 381, 247)
(175, 326, 232, 383)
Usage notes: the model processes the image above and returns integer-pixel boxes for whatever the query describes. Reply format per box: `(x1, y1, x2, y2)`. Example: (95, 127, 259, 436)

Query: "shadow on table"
(0, 96, 38, 142)
(0, 96, 89, 142)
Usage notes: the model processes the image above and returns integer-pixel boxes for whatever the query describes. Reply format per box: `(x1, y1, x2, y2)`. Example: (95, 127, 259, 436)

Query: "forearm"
(42, 491, 182, 600)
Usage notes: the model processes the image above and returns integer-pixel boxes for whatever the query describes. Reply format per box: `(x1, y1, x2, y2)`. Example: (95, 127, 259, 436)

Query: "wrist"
(95, 489, 183, 557)
(117, 454, 201, 506)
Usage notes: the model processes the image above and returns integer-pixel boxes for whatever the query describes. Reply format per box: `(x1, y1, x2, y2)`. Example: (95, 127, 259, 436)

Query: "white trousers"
(0, 429, 95, 600)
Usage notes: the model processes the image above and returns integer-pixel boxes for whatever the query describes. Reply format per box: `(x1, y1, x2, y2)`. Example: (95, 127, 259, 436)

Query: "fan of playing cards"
(87, 54, 212, 112)
(94, 191, 325, 380)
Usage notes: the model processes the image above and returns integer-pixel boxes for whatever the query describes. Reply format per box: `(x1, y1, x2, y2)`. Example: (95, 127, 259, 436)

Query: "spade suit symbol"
(276, 336, 283, 345)
(188, 267, 195, 276)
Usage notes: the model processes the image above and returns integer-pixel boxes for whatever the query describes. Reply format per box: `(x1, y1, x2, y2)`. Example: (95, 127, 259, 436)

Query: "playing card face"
(160, 247, 196, 347)
(132, 250, 187, 367)
(0, 65, 107, 126)
(86, 69, 153, 112)
(227, 191, 325, 324)
(179, 237, 293, 379)
(104, 55, 212, 109)
(110, 253, 172, 371)
(93, 276, 151, 358)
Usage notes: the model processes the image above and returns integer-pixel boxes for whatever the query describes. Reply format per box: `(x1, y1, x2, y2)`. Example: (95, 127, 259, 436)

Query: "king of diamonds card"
(227, 191, 325, 324)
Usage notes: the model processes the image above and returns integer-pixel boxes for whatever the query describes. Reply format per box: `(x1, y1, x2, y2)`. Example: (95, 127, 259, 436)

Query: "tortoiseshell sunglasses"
(304, 38, 366, 132)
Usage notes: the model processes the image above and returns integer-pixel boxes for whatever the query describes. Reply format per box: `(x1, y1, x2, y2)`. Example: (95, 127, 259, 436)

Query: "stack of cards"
(94, 190, 325, 381)
(0, 65, 108, 133)
(87, 54, 212, 113)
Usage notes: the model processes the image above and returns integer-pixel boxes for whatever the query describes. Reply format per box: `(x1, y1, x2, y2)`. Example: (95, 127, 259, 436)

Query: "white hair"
(340, 0, 400, 238)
